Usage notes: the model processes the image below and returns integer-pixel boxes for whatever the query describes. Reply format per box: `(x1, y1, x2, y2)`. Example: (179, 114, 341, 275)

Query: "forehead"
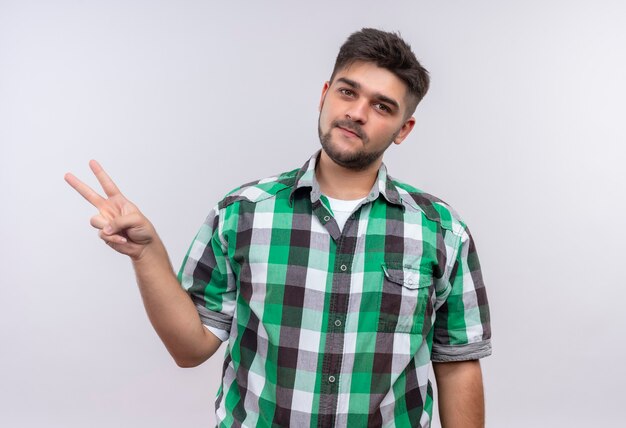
(331, 61, 409, 105)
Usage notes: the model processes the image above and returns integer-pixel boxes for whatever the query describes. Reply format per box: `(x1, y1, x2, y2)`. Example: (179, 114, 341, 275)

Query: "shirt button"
(334, 319, 342, 327)
(340, 264, 347, 271)
(323, 215, 330, 222)
(407, 279, 414, 285)
(328, 375, 336, 383)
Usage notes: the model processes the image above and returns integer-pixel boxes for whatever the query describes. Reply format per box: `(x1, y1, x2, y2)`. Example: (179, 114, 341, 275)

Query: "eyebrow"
(336, 77, 400, 111)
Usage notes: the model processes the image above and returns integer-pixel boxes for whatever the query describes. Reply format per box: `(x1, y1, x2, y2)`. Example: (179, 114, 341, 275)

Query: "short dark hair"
(330, 28, 430, 117)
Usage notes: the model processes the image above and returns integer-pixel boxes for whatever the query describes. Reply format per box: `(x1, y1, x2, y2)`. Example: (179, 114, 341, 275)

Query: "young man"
(66, 28, 491, 427)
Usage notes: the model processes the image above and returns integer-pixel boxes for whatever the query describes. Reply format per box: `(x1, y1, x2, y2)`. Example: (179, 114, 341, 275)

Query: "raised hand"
(65, 160, 157, 260)
(65, 160, 222, 365)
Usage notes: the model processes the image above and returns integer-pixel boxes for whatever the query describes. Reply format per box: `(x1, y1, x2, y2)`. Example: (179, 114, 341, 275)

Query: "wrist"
(132, 236, 168, 265)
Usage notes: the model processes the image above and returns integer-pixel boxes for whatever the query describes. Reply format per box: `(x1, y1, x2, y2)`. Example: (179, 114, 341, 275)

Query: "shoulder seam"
(392, 178, 467, 234)
(218, 169, 299, 210)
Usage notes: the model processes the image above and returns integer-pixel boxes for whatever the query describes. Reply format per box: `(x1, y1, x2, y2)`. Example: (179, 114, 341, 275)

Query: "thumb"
(104, 212, 145, 235)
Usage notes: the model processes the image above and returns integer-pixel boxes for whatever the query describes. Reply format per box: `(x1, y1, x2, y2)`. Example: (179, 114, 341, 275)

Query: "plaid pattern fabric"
(179, 151, 491, 427)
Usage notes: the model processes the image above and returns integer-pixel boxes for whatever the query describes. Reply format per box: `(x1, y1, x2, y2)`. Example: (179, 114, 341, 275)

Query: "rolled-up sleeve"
(431, 226, 491, 362)
(177, 205, 236, 341)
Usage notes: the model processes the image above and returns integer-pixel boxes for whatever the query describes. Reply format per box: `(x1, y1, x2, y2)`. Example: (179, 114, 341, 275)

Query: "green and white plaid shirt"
(179, 151, 491, 427)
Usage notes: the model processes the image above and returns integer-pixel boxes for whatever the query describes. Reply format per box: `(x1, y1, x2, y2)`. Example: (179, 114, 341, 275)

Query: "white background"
(1, 1, 625, 426)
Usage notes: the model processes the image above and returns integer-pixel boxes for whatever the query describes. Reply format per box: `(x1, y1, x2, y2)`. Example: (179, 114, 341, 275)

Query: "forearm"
(433, 360, 485, 428)
(132, 238, 221, 367)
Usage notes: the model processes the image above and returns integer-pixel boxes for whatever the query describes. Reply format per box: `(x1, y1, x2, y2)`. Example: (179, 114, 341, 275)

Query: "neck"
(315, 150, 381, 200)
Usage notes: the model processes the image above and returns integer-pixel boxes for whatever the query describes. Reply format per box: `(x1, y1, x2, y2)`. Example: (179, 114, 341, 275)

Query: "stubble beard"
(317, 119, 399, 171)
(318, 118, 396, 171)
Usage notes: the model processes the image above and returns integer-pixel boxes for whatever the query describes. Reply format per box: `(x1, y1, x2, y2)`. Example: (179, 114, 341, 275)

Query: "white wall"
(1, 1, 624, 426)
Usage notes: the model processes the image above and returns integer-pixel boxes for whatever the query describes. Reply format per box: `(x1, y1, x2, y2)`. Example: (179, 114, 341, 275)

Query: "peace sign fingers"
(66, 160, 155, 259)
(64, 171, 107, 209)
(64, 160, 123, 209)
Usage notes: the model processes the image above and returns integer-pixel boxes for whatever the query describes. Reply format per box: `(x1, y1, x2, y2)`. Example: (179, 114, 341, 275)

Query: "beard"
(318, 118, 396, 171)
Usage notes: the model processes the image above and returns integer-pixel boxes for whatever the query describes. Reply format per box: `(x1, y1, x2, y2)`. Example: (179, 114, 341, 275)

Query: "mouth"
(336, 125, 362, 139)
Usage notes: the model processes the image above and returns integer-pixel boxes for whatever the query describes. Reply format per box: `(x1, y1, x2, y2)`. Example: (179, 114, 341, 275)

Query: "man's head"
(330, 28, 429, 119)
(318, 29, 429, 171)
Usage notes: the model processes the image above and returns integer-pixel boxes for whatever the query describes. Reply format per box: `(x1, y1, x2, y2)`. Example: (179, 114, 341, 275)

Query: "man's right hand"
(64, 160, 156, 260)
(65, 160, 222, 366)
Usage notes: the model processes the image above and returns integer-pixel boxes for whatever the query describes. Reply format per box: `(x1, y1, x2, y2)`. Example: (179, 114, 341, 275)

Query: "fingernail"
(119, 237, 127, 243)
(104, 225, 113, 234)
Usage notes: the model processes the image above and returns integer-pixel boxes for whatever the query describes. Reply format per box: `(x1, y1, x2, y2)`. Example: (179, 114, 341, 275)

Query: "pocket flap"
(381, 263, 431, 290)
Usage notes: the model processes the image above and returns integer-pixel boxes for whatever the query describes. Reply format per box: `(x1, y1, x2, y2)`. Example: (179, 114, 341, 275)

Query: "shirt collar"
(289, 150, 404, 208)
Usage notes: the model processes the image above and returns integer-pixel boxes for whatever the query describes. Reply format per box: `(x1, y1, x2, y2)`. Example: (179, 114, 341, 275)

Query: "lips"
(337, 126, 361, 138)
(336, 124, 362, 139)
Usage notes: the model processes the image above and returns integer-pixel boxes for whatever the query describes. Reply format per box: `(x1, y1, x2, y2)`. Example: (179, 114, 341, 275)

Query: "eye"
(339, 88, 355, 97)
(374, 103, 391, 113)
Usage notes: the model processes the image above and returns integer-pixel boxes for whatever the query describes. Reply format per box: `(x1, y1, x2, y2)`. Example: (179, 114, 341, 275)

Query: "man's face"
(318, 61, 416, 171)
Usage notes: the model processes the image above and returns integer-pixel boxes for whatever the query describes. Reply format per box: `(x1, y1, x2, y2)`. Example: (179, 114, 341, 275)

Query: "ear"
(318, 81, 330, 111)
(392, 117, 416, 145)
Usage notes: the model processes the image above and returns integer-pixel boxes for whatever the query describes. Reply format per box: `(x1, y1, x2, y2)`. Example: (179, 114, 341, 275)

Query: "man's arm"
(433, 360, 485, 428)
(65, 160, 222, 367)
(128, 237, 222, 367)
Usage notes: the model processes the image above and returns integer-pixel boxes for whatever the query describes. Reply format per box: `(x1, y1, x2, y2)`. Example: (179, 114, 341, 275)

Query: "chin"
(322, 145, 380, 171)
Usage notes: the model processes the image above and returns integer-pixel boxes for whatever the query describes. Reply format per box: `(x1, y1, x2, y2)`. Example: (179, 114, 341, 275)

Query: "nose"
(345, 100, 368, 124)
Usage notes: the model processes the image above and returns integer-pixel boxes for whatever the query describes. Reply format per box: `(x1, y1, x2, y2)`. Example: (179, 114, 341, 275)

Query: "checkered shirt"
(179, 151, 491, 427)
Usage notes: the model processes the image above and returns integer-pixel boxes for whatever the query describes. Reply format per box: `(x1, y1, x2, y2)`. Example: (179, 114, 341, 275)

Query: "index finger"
(64, 172, 106, 208)
(89, 160, 121, 198)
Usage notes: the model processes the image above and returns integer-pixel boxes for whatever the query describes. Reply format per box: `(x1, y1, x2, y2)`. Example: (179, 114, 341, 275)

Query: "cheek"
(370, 121, 399, 139)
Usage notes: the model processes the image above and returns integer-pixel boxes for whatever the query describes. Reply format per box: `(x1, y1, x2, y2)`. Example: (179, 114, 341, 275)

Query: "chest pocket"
(378, 263, 434, 334)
